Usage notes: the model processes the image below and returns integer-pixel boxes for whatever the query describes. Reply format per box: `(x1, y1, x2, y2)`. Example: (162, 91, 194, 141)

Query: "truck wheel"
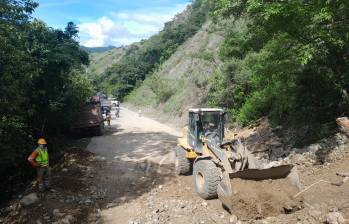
(175, 146, 191, 175)
(193, 159, 220, 199)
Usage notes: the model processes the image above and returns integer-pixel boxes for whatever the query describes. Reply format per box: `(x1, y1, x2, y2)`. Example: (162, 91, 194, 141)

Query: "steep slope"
(84, 0, 222, 126)
(125, 21, 224, 126)
(86, 46, 127, 79)
(90, 0, 214, 99)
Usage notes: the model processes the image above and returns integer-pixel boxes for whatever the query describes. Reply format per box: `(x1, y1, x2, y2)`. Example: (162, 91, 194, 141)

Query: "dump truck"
(70, 102, 104, 136)
(175, 108, 301, 211)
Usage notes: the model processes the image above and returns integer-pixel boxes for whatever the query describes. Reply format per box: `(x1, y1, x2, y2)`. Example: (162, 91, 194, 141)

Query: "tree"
(0, 0, 92, 199)
(0, 0, 38, 24)
(65, 21, 78, 38)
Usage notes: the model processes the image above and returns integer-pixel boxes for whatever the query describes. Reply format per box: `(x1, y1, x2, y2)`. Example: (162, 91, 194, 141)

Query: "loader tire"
(175, 146, 191, 175)
(193, 159, 220, 199)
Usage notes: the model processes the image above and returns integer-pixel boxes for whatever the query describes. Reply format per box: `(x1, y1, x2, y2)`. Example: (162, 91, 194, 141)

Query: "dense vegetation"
(0, 0, 92, 197)
(208, 0, 349, 144)
(93, 0, 214, 100)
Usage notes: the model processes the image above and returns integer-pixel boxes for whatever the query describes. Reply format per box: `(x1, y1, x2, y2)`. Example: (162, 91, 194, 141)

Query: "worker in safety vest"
(27, 138, 51, 192)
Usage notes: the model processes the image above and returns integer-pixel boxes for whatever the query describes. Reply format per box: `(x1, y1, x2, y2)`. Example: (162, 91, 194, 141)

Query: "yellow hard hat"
(38, 138, 47, 145)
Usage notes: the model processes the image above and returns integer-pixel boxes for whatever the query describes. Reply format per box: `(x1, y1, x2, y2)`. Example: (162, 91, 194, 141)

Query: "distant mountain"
(81, 46, 116, 53)
(85, 46, 128, 79)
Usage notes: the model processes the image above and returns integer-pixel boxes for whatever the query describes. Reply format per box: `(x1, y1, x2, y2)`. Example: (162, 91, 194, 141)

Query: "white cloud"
(78, 3, 189, 47)
(79, 17, 135, 47)
(115, 12, 173, 27)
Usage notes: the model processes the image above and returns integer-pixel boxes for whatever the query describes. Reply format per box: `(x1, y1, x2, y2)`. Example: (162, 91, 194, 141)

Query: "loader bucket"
(217, 165, 302, 213)
(232, 164, 292, 179)
(231, 165, 302, 190)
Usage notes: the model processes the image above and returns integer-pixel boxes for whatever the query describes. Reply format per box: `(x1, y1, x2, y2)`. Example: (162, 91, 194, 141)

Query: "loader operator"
(27, 138, 51, 192)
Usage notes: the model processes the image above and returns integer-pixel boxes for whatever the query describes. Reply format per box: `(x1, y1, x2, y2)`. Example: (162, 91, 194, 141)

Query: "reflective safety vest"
(35, 147, 49, 166)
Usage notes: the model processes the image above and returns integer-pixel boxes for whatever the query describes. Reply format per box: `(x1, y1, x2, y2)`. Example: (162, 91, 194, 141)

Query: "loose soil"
(230, 179, 302, 220)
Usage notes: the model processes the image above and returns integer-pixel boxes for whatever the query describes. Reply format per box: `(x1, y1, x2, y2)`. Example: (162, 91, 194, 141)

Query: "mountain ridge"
(81, 46, 116, 53)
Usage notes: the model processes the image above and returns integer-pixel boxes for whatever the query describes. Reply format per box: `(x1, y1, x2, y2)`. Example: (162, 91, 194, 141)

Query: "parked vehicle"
(109, 98, 119, 107)
(70, 102, 104, 136)
(101, 99, 112, 108)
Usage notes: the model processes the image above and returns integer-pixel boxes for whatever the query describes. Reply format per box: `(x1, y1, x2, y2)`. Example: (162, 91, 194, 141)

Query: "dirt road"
(87, 107, 180, 164)
(1, 107, 230, 224)
(85, 108, 231, 224)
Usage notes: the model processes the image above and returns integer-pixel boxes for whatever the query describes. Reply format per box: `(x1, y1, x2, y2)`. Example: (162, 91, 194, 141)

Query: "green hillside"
(87, 0, 349, 144)
(91, 0, 214, 99)
(86, 46, 127, 79)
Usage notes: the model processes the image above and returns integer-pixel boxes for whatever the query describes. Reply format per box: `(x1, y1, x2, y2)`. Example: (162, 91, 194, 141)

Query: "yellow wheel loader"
(175, 108, 301, 211)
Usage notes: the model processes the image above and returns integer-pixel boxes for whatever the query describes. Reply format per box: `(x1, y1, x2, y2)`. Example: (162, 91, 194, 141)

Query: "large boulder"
(326, 212, 347, 224)
(52, 215, 75, 224)
(20, 193, 39, 206)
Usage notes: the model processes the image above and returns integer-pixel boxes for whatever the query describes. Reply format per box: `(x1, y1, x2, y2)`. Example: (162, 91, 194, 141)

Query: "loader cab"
(188, 108, 225, 152)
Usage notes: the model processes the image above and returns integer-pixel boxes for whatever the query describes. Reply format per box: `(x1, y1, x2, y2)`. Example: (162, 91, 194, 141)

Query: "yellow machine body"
(174, 108, 301, 212)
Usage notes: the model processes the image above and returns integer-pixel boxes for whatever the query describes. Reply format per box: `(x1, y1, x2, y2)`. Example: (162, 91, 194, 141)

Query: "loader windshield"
(200, 112, 222, 139)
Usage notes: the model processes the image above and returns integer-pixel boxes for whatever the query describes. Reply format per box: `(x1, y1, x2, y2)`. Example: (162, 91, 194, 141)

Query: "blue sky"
(34, 0, 190, 47)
